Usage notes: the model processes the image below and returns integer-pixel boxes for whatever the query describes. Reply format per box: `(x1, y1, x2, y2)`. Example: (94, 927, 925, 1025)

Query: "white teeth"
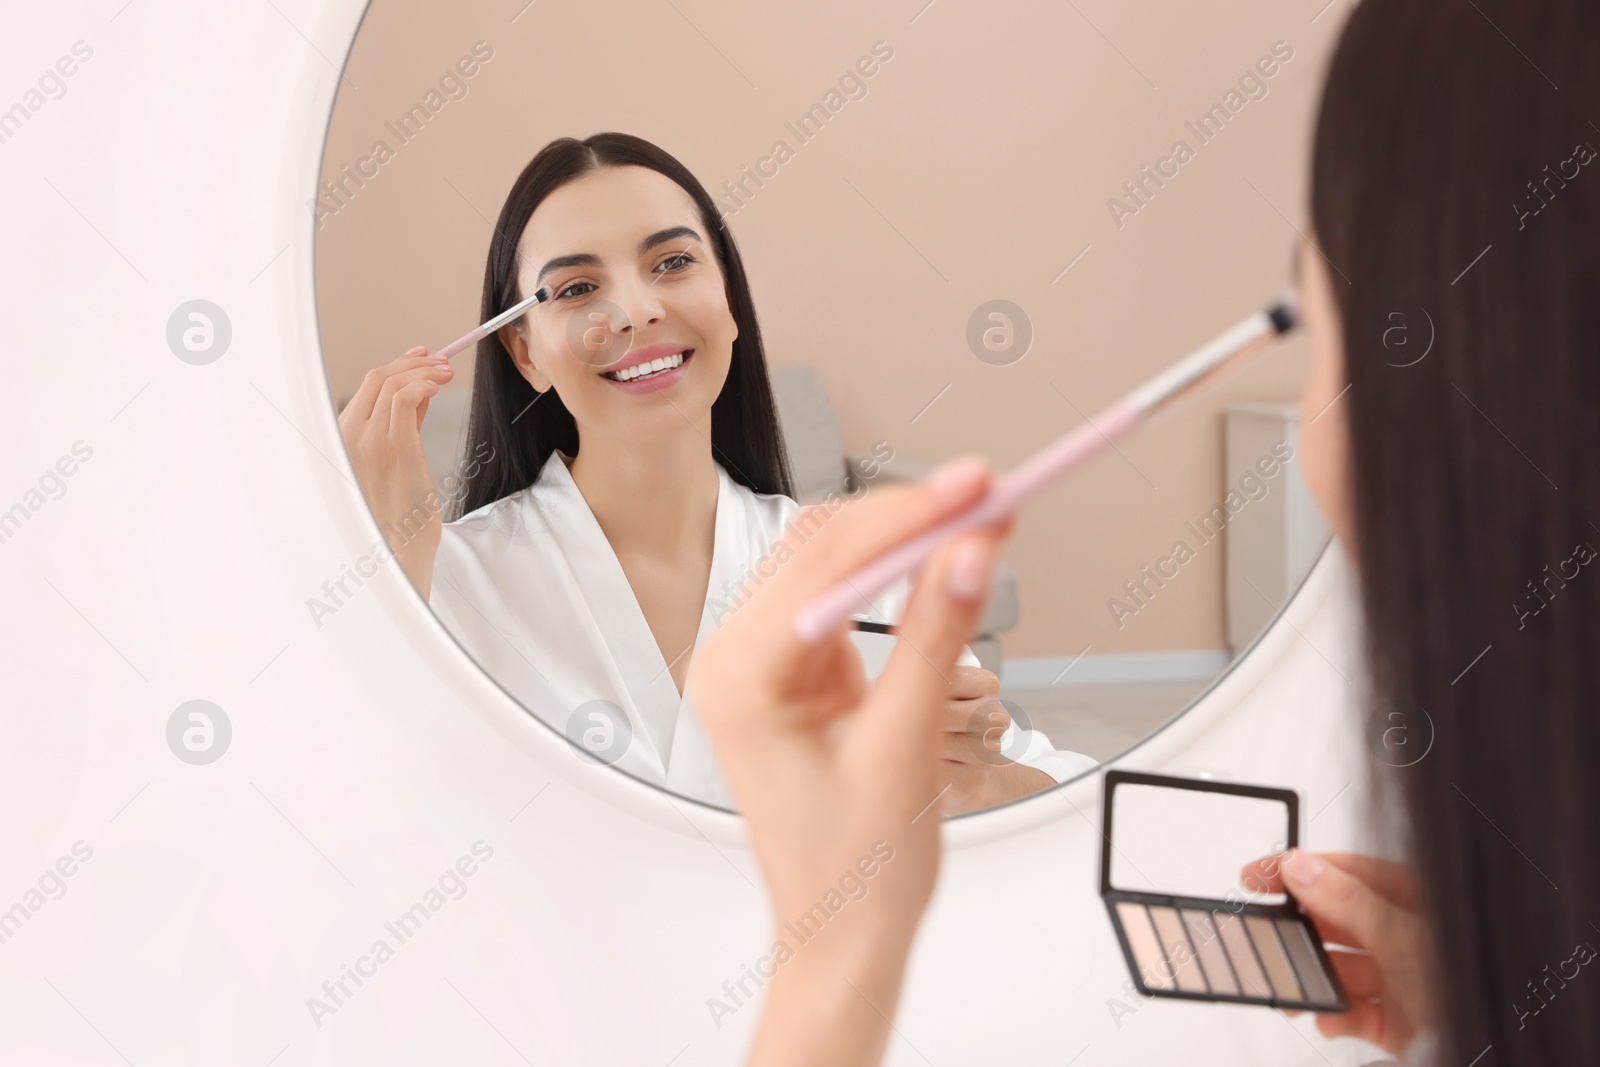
(606, 351, 686, 382)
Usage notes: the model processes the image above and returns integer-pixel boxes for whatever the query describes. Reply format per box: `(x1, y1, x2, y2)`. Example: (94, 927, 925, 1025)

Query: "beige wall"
(315, 0, 1342, 661)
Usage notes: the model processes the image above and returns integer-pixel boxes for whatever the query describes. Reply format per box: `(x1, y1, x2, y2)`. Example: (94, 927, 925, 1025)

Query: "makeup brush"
(793, 293, 1302, 643)
(433, 285, 554, 361)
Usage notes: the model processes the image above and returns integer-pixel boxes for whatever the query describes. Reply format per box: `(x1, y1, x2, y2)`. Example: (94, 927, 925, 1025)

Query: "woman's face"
(500, 165, 737, 444)
(1296, 240, 1356, 549)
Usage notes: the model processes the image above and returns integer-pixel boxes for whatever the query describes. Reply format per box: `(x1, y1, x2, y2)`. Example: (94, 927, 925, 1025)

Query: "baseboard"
(1000, 649, 1233, 689)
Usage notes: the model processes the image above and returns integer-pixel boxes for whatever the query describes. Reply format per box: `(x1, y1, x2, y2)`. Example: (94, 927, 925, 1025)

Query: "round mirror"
(315, 0, 1334, 815)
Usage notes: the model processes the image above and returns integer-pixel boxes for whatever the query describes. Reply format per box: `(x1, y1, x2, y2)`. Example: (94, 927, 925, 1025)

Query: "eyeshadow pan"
(1149, 905, 1209, 993)
(1246, 914, 1304, 1001)
(1181, 909, 1240, 996)
(1214, 910, 1273, 998)
(1276, 918, 1338, 1005)
(1117, 902, 1175, 991)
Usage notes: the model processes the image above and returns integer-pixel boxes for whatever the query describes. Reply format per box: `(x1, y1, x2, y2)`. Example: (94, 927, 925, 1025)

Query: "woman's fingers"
(374, 363, 451, 437)
(936, 700, 1009, 763)
(335, 350, 449, 584)
(1316, 853, 1421, 911)
(1309, 946, 1387, 1041)
(947, 665, 1000, 702)
(342, 347, 435, 422)
(938, 691, 1007, 733)
(1279, 851, 1430, 1000)
(1324, 948, 1383, 1001)
(860, 526, 1008, 771)
(1241, 851, 1419, 913)
(1315, 998, 1389, 1046)
(695, 458, 998, 708)
(935, 720, 1004, 763)
(389, 378, 441, 439)
(770, 457, 994, 614)
(1239, 856, 1280, 895)
(1238, 855, 1392, 950)
(1231, 856, 1427, 1057)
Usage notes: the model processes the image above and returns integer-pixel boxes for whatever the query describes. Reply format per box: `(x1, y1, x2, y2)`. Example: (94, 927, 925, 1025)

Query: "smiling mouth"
(602, 349, 693, 382)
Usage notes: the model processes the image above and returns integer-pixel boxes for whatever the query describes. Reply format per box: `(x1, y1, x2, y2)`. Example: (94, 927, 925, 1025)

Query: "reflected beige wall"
(315, 0, 1343, 661)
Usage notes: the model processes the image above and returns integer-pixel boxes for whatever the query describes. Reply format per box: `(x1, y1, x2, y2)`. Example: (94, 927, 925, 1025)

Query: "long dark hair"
(1313, 0, 1600, 1063)
(450, 132, 792, 519)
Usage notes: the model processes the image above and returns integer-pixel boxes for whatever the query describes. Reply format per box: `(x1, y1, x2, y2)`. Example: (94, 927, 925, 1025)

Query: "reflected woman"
(338, 133, 1094, 809)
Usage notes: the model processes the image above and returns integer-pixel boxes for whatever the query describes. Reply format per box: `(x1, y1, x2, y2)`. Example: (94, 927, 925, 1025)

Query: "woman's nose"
(610, 280, 666, 333)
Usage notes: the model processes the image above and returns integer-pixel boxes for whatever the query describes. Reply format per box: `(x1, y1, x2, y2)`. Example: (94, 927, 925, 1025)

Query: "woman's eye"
(556, 281, 596, 300)
(655, 252, 694, 273)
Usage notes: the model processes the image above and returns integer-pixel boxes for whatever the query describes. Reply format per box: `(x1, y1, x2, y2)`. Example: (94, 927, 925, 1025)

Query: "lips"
(600, 342, 696, 393)
(603, 350, 691, 383)
(600, 342, 694, 379)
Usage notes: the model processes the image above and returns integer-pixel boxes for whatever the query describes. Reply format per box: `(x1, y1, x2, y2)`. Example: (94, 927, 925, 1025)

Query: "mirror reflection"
(316, 0, 1332, 814)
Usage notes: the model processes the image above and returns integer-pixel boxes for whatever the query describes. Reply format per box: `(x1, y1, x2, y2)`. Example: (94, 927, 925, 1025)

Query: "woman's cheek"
(679, 280, 737, 342)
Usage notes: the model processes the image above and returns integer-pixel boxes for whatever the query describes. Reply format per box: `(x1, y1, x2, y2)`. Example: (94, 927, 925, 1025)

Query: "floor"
(1000, 677, 1216, 764)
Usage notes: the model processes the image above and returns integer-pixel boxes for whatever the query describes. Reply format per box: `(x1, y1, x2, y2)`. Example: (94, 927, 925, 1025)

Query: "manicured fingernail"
(927, 456, 986, 498)
(429, 351, 449, 362)
(945, 537, 995, 600)
(1285, 851, 1324, 886)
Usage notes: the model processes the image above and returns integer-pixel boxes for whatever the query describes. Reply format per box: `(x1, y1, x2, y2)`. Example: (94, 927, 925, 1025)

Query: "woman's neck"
(566, 422, 719, 557)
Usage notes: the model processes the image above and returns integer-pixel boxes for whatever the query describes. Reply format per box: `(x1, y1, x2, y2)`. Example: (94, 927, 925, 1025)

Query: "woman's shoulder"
(725, 468, 801, 521)
(442, 452, 569, 541)
(442, 482, 536, 534)
(439, 480, 561, 556)
(446, 484, 533, 527)
(719, 467, 812, 556)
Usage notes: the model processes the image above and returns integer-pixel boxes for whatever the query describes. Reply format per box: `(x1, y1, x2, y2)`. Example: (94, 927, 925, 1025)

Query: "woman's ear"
(499, 322, 552, 393)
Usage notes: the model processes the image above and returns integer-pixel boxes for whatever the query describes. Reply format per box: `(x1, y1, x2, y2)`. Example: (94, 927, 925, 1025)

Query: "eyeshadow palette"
(1099, 770, 1348, 1011)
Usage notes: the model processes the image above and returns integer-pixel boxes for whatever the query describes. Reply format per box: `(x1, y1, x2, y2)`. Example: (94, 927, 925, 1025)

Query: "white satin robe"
(428, 451, 1096, 808)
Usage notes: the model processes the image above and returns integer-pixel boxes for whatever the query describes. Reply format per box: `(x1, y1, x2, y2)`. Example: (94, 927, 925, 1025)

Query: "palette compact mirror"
(1100, 770, 1348, 1012)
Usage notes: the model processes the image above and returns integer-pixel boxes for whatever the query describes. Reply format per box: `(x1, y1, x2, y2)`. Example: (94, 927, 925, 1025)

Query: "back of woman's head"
(451, 132, 792, 519)
(1313, 0, 1600, 1061)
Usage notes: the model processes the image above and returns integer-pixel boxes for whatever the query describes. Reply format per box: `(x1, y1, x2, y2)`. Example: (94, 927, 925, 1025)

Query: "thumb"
(857, 527, 1004, 762)
(1280, 849, 1390, 950)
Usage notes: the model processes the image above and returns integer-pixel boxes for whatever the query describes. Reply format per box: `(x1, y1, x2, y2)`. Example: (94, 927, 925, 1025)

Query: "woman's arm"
(337, 346, 451, 597)
(686, 457, 1011, 1067)
(745, 919, 919, 1067)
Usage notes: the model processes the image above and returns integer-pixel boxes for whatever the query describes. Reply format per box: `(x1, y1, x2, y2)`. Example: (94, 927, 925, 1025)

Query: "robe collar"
(532, 451, 744, 797)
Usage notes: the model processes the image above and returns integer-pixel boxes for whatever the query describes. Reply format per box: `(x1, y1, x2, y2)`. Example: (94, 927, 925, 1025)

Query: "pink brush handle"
(434, 326, 488, 362)
(793, 400, 1141, 643)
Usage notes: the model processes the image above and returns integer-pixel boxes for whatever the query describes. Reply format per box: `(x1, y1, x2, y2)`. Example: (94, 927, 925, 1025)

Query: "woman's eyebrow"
(536, 252, 600, 283)
(638, 225, 700, 254)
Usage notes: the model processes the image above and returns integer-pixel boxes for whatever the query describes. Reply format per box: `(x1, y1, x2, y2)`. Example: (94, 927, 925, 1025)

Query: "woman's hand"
(937, 666, 1054, 815)
(1242, 850, 1433, 1055)
(337, 347, 452, 598)
(688, 456, 1011, 1067)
